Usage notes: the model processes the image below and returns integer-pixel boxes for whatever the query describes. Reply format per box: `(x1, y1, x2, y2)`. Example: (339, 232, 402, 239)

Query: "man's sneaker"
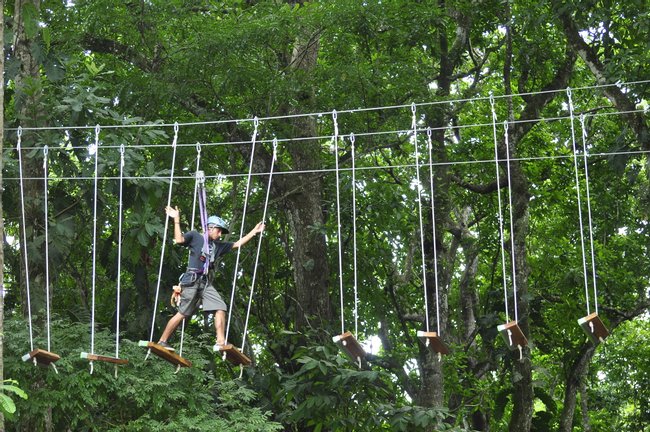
(213, 342, 226, 352)
(158, 340, 175, 351)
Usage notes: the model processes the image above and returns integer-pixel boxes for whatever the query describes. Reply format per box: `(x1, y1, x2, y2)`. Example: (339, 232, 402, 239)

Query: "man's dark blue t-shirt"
(182, 231, 233, 272)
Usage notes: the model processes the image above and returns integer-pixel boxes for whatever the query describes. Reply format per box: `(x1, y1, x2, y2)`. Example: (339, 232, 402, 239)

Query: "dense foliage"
(1, 1, 648, 431)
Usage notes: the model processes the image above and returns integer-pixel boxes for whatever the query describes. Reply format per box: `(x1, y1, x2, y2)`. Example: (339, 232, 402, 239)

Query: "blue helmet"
(207, 215, 229, 234)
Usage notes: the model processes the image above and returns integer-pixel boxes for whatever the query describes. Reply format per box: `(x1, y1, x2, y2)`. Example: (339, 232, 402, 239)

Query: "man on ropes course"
(157, 205, 265, 352)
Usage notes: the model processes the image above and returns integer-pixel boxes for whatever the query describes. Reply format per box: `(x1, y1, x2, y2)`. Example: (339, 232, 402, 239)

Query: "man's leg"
(215, 310, 226, 345)
(159, 312, 185, 343)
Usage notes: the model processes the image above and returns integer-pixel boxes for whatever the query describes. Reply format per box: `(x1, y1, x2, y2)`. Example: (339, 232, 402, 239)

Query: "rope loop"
(17, 126, 22, 138)
(17, 128, 34, 352)
(426, 127, 432, 140)
(253, 116, 259, 129)
(94, 124, 100, 142)
(567, 89, 592, 315)
(240, 137, 278, 354)
(490, 96, 510, 323)
(350, 132, 355, 144)
(503, 121, 518, 321)
(173, 122, 179, 134)
(410, 102, 416, 114)
(225, 117, 259, 344)
(196, 141, 202, 154)
(413, 111, 430, 332)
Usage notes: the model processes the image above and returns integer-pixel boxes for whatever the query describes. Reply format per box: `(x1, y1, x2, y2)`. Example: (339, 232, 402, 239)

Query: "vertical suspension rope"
(412, 104, 430, 332)
(147, 123, 180, 345)
(567, 89, 591, 315)
(89, 125, 101, 374)
(579, 114, 599, 314)
(333, 111, 345, 335)
(490, 94, 510, 323)
(43, 145, 52, 352)
(16, 128, 34, 352)
(350, 134, 359, 338)
(241, 139, 278, 353)
(225, 117, 259, 344)
(115, 144, 125, 368)
(426, 128, 441, 335)
(503, 121, 519, 322)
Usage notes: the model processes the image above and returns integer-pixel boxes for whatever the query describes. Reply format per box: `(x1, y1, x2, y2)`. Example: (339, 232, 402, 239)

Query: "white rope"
(567, 89, 592, 315)
(490, 94, 510, 323)
(6, 144, 650, 184)
(16, 128, 34, 352)
(412, 104, 430, 332)
(90, 125, 100, 374)
(115, 144, 125, 375)
(503, 121, 519, 322)
(579, 114, 599, 314)
(8, 80, 650, 133)
(350, 134, 359, 338)
(147, 123, 179, 345)
(333, 111, 345, 335)
(43, 145, 53, 353)
(241, 139, 278, 354)
(11, 106, 647, 154)
(426, 128, 442, 335)
(225, 118, 259, 344)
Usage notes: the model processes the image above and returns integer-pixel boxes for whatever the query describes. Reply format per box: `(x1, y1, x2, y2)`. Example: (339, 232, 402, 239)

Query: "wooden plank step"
(417, 331, 450, 355)
(139, 341, 191, 368)
(497, 321, 528, 350)
(578, 312, 609, 344)
(22, 348, 61, 366)
(332, 331, 366, 362)
(80, 352, 129, 365)
(215, 344, 252, 366)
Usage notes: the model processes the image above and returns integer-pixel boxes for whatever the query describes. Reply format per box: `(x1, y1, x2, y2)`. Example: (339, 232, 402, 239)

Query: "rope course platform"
(333, 331, 366, 365)
(215, 344, 252, 366)
(417, 331, 449, 356)
(22, 348, 61, 366)
(139, 341, 191, 368)
(80, 352, 129, 365)
(578, 312, 609, 344)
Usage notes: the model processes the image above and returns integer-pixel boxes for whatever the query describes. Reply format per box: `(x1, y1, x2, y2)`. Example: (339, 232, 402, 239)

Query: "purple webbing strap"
(198, 181, 210, 273)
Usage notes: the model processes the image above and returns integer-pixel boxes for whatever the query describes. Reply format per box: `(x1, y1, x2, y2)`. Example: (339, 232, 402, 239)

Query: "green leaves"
(0, 380, 28, 417)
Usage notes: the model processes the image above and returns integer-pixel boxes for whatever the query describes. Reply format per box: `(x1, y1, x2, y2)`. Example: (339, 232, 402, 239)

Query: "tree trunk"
(508, 165, 533, 432)
(282, 19, 332, 334)
(558, 343, 596, 432)
(0, 1, 5, 430)
(14, 0, 47, 318)
(580, 379, 592, 432)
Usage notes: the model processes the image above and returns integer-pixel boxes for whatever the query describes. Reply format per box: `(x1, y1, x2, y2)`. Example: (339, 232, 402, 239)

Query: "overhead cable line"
(5, 80, 649, 132)
(9, 107, 647, 152)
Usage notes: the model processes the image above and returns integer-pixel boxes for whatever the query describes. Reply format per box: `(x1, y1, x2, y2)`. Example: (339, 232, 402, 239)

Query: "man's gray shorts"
(177, 282, 227, 317)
